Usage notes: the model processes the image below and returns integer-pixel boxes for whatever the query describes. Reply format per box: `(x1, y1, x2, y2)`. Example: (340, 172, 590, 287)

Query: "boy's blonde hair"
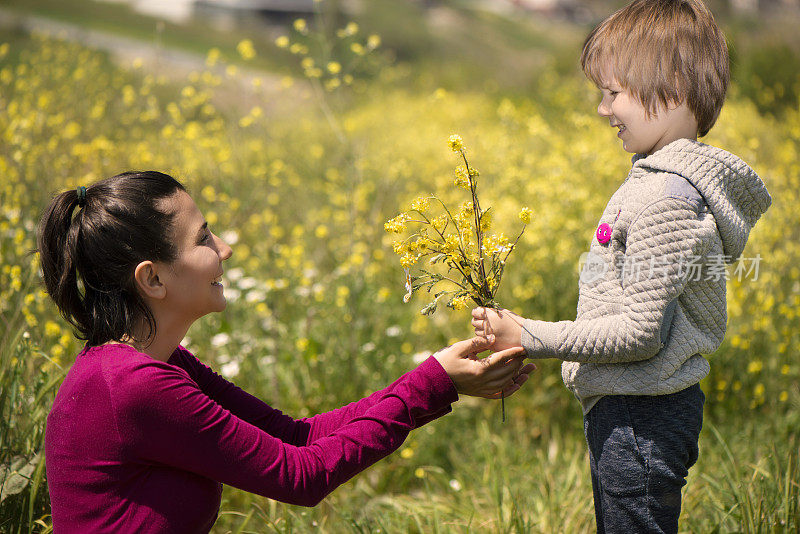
(581, 0, 729, 137)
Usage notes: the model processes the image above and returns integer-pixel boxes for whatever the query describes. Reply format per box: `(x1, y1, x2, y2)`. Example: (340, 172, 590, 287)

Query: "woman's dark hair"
(37, 171, 186, 346)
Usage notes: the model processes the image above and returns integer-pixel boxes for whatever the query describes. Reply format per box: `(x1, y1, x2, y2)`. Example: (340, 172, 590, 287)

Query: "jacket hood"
(634, 138, 772, 261)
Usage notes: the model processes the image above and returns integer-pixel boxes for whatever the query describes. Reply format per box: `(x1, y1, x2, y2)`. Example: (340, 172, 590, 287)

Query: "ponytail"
(37, 188, 89, 336)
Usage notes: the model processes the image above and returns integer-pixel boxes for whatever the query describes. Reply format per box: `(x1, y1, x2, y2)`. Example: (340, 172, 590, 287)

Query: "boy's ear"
(133, 261, 166, 300)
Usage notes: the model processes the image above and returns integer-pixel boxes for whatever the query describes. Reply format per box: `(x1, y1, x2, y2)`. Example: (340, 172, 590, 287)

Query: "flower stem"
(459, 149, 490, 303)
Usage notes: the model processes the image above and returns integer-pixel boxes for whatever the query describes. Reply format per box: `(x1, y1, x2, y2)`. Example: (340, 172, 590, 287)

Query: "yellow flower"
(45, 320, 61, 338)
(480, 210, 492, 232)
(384, 213, 409, 234)
(350, 42, 365, 55)
(450, 295, 469, 310)
(448, 134, 464, 153)
(519, 207, 532, 225)
(367, 34, 381, 49)
(324, 78, 341, 91)
(410, 196, 429, 212)
(327, 61, 342, 74)
(63, 121, 81, 139)
(400, 253, 418, 268)
(454, 167, 469, 189)
(747, 360, 763, 374)
(236, 39, 256, 60)
(206, 47, 221, 67)
(483, 236, 498, 255)
(275, 36, 289, 48)
(293, 19, 308, 33)
(459, 201, 473, 220)
(201, 185, 216, 202)
(443, 235, 459, 254)
(315, 224, 329, 238)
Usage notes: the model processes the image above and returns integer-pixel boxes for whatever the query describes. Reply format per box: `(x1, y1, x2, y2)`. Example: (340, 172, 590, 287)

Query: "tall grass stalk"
(0, 272, 63, 533)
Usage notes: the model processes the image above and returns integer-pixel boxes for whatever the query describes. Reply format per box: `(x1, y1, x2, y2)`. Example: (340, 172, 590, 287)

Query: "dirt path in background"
(0, 7, 307, 115)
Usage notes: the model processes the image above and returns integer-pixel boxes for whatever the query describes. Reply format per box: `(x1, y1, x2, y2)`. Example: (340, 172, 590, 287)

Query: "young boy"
(471, 1, 772, 532)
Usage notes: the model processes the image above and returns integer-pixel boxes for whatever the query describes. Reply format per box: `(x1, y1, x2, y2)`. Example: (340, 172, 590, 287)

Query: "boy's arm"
(517, 196, 708, 363)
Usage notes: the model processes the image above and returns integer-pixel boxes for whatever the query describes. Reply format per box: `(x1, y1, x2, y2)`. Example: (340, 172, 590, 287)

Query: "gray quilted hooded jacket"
(521, 138, 772, 414)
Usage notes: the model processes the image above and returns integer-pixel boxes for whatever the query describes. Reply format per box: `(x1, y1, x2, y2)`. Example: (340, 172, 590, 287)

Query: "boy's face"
(596, 72, 698, 155)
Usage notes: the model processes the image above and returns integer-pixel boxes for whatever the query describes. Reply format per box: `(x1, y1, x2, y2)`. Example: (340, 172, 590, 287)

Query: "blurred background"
(0, 1, 798, 533)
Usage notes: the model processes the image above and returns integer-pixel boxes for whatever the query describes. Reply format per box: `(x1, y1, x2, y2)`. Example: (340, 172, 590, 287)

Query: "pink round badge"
(596, 223, 612, 244)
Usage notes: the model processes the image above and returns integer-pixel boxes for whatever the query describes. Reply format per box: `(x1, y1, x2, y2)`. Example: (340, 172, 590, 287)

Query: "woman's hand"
(433, 336, 535, 399)
(471, 307, 525, 352)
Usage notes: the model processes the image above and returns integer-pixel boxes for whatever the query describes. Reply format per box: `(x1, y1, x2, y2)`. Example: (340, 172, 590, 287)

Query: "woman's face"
(158, 190, 233, 324)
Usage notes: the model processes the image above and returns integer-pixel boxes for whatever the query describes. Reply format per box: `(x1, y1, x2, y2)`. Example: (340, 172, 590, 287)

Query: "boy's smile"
(596, 75, 698, 156)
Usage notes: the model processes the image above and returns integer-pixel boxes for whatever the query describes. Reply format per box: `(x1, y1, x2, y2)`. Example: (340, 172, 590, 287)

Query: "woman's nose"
(213, 234, 233, 261)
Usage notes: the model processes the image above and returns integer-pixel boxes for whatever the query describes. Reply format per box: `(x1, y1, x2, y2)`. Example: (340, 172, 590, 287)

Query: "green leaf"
(0, 454, 40, 502)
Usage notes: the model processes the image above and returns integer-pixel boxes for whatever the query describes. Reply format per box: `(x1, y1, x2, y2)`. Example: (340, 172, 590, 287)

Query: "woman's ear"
(134, 261, 166, 300)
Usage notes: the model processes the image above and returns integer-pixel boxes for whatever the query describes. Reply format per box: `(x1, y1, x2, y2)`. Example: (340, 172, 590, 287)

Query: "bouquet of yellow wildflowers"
(386, 135, 531, 422)
(386, 134, 531, 316)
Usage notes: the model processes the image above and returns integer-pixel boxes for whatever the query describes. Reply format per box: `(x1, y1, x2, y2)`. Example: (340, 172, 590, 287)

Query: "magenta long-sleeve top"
(45, 343, 458, 533)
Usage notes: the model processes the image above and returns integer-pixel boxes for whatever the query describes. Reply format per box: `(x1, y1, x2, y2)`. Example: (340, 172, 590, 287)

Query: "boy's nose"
(597, 99, 611, 117)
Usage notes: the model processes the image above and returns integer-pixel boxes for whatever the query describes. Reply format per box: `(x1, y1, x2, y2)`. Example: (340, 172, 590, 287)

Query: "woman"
(39, 171, 533, 533)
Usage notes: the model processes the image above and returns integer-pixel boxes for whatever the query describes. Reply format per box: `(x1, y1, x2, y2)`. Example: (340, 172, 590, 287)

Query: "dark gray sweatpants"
(583, 384, 705, 534)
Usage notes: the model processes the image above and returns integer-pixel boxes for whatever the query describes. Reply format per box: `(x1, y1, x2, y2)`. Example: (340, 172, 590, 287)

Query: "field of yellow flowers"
(1, 24, 798, 533)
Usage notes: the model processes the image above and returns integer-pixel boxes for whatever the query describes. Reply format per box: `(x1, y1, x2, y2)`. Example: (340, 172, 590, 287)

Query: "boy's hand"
(433, 336, 535, 399)
(471, 307, 525, 352)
